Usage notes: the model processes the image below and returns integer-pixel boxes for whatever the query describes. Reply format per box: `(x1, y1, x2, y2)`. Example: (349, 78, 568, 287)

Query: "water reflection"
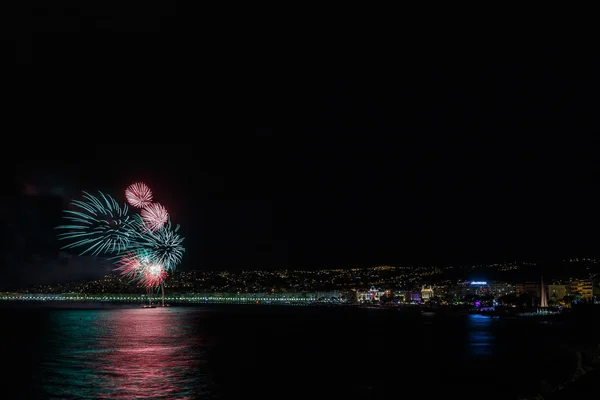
(41, 308, 214, 399)
(466, 314, 495, 357)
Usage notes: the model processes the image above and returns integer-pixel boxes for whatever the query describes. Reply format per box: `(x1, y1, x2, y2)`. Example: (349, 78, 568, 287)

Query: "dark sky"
(5, 10, 600, 285)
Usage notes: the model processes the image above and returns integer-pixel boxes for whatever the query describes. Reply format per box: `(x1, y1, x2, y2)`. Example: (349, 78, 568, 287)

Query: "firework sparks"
(141, 203, 169, 231)
(125, 182, 153, 209)
(140, 262, 167, 288)
(116, 250, 166, 289)
(137, 219, 185, 271)
(115, 250, 147, 279)
(58, 184, 185, 296)
(56, 191, 141, 256)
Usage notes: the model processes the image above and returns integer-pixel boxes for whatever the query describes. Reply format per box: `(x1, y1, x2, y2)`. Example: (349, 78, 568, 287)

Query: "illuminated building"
(548, 284, 568, 300)
(404, 291, 421, 303)
(516, 282, 547, 299)
(357, 286, 384, 302)
(569, 280, 593, 299)
(420, 285, 434, 301)
(395, 290, 407, 298)
(451, 281, 515, 299)
(454, 280, 488, 297)
(486, 282, 516, 297)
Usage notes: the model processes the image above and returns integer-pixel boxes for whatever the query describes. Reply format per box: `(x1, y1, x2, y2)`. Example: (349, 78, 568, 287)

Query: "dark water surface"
(0, 305, 588, 399)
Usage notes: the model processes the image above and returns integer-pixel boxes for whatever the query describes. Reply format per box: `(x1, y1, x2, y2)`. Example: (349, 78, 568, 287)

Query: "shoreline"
(0, 300, 572, 320)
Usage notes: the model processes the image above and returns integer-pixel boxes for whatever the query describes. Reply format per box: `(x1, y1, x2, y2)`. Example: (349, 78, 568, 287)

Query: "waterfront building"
(569, 280, 593, 299)
(404, 291, 421, 303)
(487, 282, 516, 297)
(452, 281, 481, 297)
(548, 284, 568, 300)
(516, 282, 547, 298)
(420, 286, 434, 301)
(453, 280, 512, 298)
(357, 286, 385, 302)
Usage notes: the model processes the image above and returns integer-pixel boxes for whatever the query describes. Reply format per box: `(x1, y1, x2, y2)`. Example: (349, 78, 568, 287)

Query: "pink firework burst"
(125, 182, 153, 208)
(141, 203, 169, 231)
(140, 262, 167, 288)
(115, 252, 166, 289)
(115, 252, 145, 279)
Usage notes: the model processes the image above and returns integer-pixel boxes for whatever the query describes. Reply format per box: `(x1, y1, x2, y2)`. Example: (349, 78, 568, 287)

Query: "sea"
(0, 304, 595, 399)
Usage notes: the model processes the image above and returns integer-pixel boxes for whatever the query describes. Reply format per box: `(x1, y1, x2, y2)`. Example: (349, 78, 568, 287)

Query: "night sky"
(5, 11, 600, 285)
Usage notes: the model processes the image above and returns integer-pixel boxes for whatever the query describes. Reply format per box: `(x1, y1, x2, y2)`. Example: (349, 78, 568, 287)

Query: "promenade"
(0, 292, 342, 305)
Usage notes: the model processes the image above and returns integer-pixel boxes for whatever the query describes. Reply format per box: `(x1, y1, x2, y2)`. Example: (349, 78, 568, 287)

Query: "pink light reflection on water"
(42, 308, 215, 399)
(93, 308, 207, 399)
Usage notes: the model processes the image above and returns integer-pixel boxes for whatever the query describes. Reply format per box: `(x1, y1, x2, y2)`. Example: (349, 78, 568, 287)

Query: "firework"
(59, 183, 185, 297)
(125, 182, 153, 209)
(116, 250, 167, 289)
(140, 262, 167, 288)
(115, 250, 149, 280)
(56, 191, 141, 256)
(141, 203, 169, 231)
(136, 219, 185, 271)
